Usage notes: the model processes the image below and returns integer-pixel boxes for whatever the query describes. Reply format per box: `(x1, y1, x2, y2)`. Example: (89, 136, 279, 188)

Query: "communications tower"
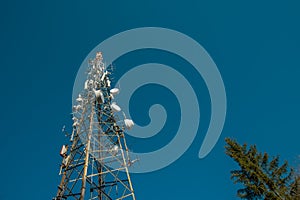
(53, 52, 136, 200)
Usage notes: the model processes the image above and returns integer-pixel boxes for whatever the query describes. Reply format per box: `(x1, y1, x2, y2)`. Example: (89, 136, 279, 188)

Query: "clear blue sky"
(0, 1, 300, 199)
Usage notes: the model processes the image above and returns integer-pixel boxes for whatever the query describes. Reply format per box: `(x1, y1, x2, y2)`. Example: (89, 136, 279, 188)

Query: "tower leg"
(80, 134, 91, 200)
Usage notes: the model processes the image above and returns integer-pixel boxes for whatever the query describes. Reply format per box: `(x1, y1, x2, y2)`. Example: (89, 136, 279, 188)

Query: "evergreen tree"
(290, 175, 300, 199)
(225, 138, 299, 200)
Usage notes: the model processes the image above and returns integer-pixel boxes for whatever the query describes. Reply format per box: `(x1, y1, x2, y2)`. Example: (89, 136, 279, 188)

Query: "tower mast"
(54, 52, 136, 200)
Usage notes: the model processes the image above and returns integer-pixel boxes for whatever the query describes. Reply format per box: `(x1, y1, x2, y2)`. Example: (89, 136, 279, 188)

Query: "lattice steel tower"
(53, 52, 136, 200)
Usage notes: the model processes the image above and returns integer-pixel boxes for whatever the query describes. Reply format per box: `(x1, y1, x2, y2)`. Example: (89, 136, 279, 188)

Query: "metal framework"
(53, 52, 136, 200)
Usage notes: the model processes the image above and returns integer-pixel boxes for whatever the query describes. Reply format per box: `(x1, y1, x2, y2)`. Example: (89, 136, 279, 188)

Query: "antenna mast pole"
(53, 52, 136, 200)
